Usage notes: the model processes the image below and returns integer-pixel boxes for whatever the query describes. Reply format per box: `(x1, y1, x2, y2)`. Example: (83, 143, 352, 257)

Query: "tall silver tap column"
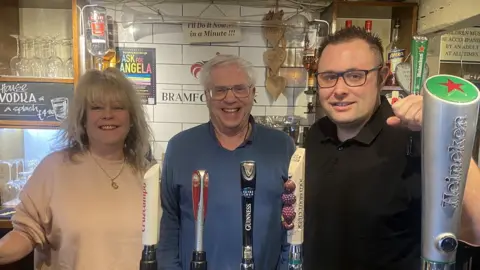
(421, 74, 480, 269)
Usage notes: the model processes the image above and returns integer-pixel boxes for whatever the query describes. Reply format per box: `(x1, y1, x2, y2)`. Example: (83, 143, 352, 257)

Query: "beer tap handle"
(191, 170, 208, 270)
(241, 161, 256, 270)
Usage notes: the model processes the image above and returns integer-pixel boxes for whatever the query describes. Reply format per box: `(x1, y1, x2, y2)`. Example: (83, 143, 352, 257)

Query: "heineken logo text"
(245, 203, 252, 231)
(416, 52, 424, 78)
(442, 116, 467, 209)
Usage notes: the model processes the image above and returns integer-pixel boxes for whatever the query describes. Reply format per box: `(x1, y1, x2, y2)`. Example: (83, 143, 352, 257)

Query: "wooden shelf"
(0, 77, 73, 84)
(0, 121, 61, 129)
(19, 0, 71, 9)
(440, 61, 480, 65)
(321, 0, 418, 60)
(335, 1, 417, 8)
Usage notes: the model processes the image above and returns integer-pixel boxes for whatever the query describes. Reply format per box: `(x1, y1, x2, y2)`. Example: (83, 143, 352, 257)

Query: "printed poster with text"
(117, 47, 157, 105)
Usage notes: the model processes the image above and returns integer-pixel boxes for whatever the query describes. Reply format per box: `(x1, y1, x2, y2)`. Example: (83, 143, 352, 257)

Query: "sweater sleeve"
(157, 145, 182, 270)
(11, 153, 56, 250)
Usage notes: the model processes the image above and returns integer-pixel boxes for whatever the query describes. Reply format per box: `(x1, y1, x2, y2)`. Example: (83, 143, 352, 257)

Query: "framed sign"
(0, 80, 74, 127)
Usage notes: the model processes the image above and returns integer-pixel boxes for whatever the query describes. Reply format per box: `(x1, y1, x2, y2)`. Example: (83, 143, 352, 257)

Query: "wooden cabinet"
(0, 2, 78, 267)
(0, 0, 78, 128)
(321, 0, 418, 57)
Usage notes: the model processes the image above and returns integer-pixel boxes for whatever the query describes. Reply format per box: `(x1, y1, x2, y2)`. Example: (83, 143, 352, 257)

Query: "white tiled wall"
(106, 3, 312, 160)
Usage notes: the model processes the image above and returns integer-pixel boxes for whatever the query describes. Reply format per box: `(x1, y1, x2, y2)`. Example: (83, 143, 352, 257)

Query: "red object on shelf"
(365, 20, 372, 32)
(345, 20, 352, 28)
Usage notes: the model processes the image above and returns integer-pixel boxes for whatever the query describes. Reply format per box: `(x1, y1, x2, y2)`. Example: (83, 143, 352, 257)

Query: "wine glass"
(45, 37, 64, 78)
(9, 35, 21, 76)
(16, 36, 31, 76)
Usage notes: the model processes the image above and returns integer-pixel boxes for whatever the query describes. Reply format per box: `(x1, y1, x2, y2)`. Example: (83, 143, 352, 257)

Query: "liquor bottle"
(102, 16, 117, 70)
(345, 20, 352, 28)
(303, 24, 318, 94)
(365, 20, 372, 33)
(303, 40, 317, 114)
(84, 6, 109, 71)
(385, 19, 406, 86)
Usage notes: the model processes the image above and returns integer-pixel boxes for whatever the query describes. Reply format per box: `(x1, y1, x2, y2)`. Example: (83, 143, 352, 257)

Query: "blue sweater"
(157, 117, 295, 270)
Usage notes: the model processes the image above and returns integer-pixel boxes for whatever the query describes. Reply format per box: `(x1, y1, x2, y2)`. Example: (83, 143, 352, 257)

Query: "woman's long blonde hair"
(57, 68, 152, 172)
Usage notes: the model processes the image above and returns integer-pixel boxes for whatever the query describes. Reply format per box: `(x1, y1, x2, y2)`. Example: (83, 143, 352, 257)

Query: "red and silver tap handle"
(191, 170, 209, 270)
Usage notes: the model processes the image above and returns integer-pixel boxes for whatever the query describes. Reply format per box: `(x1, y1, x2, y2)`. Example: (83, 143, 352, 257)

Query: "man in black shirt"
(304, 26, 480, 270)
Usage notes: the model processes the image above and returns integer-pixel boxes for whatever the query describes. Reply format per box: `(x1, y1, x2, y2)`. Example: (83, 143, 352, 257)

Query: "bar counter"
(0, 207, 33, 270)
(0, 207, 13, 229)
(0, 220, 11, 229)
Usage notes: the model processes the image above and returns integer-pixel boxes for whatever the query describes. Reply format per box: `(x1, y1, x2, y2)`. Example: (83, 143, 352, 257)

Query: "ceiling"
(91, 0, 331, 12)
(15, 0, 331, 13)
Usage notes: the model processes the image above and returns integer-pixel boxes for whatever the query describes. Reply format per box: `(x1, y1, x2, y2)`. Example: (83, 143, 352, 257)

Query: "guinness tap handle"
(421, 75, 480, 269)
(241, 161, 256, 270)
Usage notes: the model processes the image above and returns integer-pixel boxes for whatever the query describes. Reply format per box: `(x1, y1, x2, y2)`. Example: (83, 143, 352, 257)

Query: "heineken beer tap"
(191, 170, 209, 270)
(411, 36, 429, 95)
(421, 75, 480, 269)
(395, 36, 430, 96)
(240, 161, 256, 270)
(284, 148, 306, 270)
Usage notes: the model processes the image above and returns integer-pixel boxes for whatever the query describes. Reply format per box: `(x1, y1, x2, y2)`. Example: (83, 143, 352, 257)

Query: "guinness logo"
(241, 161, 255, 181)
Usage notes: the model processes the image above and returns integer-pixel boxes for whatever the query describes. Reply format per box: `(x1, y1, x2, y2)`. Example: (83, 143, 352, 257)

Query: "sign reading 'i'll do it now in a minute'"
(182, 22, 242, 44)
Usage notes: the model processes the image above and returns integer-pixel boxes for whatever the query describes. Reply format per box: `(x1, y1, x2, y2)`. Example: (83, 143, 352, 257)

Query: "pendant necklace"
(91, 152, 126, 189)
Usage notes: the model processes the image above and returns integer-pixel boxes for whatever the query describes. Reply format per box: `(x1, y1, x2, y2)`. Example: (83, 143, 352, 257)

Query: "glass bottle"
(345, 20, 352, 28)
(102, 15, 117, 70)
(84, 6, 109, 70)
(385, 19, 405, 86)
(365, 20, 372, 33)
(303, 23, 319, 114)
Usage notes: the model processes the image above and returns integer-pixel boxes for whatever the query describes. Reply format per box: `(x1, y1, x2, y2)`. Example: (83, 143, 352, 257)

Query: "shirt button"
(337, 146, 343, 151)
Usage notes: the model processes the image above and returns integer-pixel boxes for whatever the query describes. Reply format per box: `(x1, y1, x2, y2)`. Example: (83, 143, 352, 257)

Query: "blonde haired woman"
(0, 68, 152, 269)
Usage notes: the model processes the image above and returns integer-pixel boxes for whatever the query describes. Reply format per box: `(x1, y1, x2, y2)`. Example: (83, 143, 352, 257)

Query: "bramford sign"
(157, 90, 258, 105)
(158, 90, 207, 104)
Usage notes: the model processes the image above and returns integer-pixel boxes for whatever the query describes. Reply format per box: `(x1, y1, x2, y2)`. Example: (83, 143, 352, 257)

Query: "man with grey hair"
(157, 54, 295, 270)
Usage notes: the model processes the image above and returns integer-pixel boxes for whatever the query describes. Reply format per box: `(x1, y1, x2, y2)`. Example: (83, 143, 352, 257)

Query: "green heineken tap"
(410, 36, 429, 95)
(421, 74, 480, 269)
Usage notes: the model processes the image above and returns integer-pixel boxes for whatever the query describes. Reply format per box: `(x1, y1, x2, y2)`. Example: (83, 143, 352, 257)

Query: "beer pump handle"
(190, 170, 208, 270)
(240, 161, 256, 270)
(140, 164, 161, 270)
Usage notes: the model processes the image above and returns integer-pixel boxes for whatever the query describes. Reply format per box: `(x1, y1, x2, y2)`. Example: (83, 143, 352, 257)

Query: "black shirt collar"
(318, 95, 394, 145)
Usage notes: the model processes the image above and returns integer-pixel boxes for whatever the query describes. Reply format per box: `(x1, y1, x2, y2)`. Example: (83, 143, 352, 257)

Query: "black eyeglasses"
(208, 84, 253, 100)
(315, 65, 383, 88)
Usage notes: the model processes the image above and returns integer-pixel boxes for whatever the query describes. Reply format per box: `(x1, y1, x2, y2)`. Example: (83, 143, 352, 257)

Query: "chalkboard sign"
(0, 81, 74, 123)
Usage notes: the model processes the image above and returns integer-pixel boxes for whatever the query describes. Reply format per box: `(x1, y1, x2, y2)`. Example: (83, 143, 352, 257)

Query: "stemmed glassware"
(45, 37, 64, 78)
(63, 39, 74, 78)
(30, 38, 44, 77)
(16, 36, 31, 76)
(7, 35, 72, 78)
(9, 35, 21, 76)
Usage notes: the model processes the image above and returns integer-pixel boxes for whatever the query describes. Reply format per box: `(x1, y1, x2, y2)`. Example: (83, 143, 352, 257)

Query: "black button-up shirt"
(304, 96, 422, 270)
